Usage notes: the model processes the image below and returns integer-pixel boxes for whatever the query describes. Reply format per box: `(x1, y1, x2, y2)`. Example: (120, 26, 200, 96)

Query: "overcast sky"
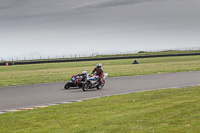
(0, 0, 200, 59)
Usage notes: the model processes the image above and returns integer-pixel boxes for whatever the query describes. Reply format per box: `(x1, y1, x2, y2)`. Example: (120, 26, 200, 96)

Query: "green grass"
(94, 49, 200, 58)
(1, 85, 200, 132)
(1, 55, 200, 87)
(1, 53, 200, 132)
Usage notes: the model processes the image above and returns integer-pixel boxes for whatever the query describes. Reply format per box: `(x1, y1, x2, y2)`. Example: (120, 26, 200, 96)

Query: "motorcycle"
(82, 73, 108, 91)
(64, 75, 86, 89)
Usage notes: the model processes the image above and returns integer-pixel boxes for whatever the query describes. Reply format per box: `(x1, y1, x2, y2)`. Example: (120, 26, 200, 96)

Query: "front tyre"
(83, 82, 90, 91)
(97, 80, 105, 89)
(64, 82, 72, 89)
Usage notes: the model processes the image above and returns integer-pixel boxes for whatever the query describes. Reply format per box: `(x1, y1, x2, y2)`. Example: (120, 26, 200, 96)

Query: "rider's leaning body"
(91, 63, 104, 84)
(74, 71, 87, 83)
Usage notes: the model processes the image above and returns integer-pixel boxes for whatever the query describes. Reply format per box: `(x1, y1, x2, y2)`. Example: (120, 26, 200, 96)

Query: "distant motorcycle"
(82, 73, 108, 91)
(64, 75, 86, 89)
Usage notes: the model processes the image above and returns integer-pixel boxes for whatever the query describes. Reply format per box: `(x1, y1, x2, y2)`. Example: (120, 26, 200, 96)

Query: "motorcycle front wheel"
(83, 82, 90, 91)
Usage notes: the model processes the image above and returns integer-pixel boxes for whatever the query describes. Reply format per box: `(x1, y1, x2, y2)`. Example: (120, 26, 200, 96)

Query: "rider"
(91, 63, 104, 86)
(74, 71, 87, 84)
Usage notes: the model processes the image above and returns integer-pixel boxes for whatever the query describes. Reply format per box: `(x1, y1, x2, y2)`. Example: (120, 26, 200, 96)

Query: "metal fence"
(1, 51, 142, 62)
(1, 52, 200, 66)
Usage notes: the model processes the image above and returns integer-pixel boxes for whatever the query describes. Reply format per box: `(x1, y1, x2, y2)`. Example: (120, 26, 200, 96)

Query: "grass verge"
(0, 55, 200, 87)
(94, 49, 200, 58)
(1, 85, 200, 132)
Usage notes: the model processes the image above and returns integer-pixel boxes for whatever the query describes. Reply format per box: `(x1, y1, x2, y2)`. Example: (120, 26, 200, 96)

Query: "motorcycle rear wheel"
(97, 80, 105, 89)
(64, 82, 72, 89)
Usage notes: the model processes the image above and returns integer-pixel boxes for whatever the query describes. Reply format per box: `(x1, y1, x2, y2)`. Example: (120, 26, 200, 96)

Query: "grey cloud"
(0, 0, 61, 16)
(0, 0, 71, 27)
(0, 0, 157, 22)
(0, 0, 200, 59)
(0, 0, 156, 16)
(74, 0, 157, 9)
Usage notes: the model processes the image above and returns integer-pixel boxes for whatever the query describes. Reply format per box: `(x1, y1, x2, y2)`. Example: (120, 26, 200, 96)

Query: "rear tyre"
(64, 82, 72, 89)
(83, 82, 90, 91)
(97, 80, 105, 89)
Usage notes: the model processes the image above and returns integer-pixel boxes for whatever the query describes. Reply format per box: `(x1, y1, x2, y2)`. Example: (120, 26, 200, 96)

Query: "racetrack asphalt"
(0, 71, 200, 112)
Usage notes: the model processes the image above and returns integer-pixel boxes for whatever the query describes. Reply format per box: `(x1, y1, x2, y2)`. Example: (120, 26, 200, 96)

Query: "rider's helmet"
(96, 63, 102, 70)
(82, 71, 87, 78)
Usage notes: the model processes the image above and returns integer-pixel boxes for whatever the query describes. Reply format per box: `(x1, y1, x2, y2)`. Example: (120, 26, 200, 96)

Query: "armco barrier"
(1, 53, 200, 66)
